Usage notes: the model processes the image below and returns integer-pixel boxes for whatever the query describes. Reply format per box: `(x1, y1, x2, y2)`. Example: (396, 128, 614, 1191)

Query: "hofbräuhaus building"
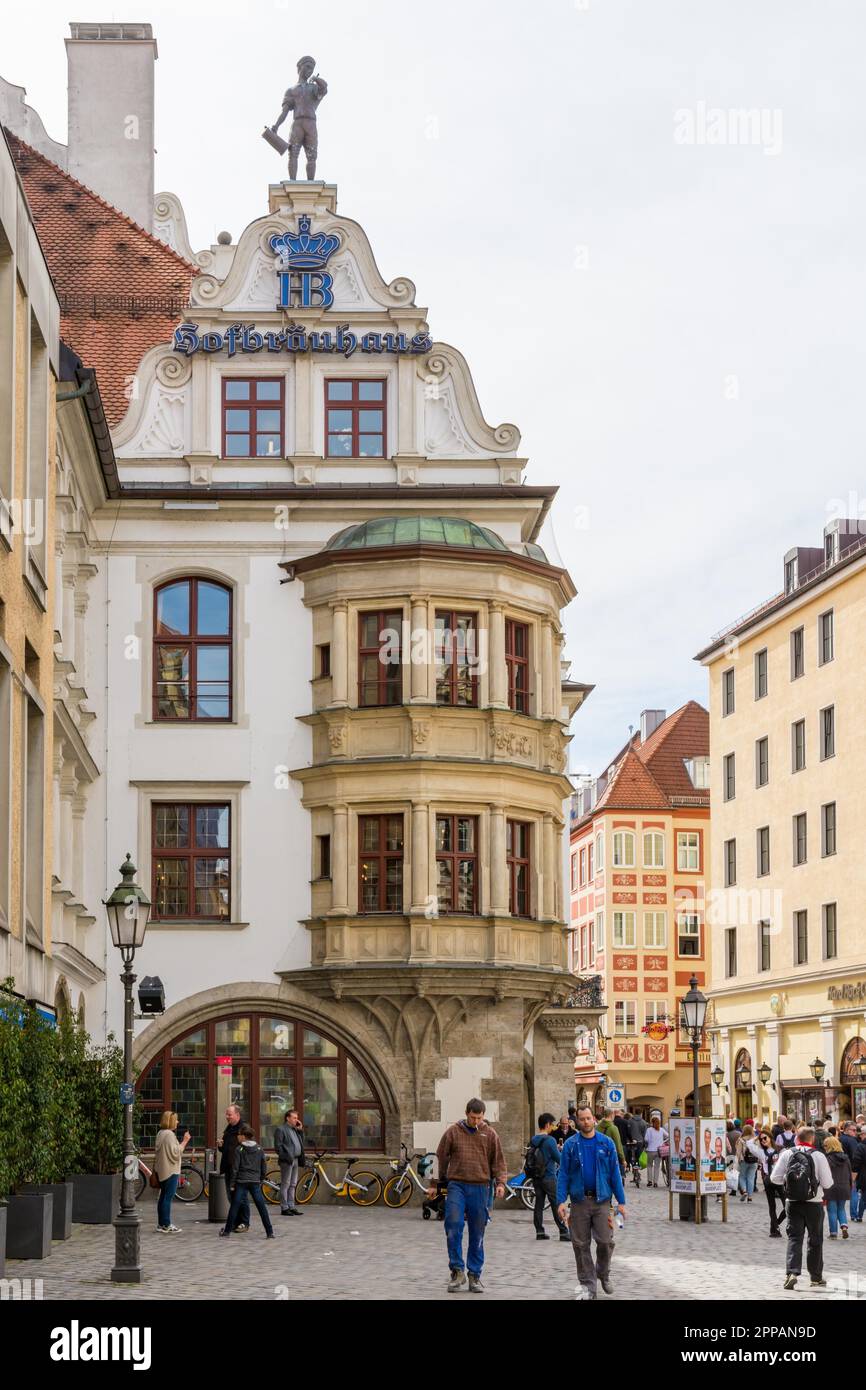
(3, 23, 594, 1164)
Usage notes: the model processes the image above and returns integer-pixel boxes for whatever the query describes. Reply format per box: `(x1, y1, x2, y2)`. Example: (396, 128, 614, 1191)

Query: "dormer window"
(684, 756, 710, 789)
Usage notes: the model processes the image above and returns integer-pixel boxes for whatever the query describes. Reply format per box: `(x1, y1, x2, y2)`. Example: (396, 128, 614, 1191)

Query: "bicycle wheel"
(134, 1171, 146, 1201)
(295, 1169, 319, 1205)
(347, 1169, 383, 1206)
(383, 1173, 413, 1208)
(175, 1164, 205, 1202)
(520, 1184, 536, 1211)
(262, 1166, 283, 1205)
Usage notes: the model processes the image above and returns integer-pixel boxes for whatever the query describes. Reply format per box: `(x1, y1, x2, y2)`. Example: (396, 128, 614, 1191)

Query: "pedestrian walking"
(598, 1109, 625, 1171)
(822, 1135, 852, 1239)
(273, 1108, 305, 1215)
(854, 1127, 866, 1222)
(525, 1113, 569, 1242)
(220, 1124, 275, 1238)
(756, 1129, 784, 1237)
(557, 1105, 626, 1300)
(551, 1114, 576, 1147)
(770, 1125, 833, 1291)
(217, 1103, 250, 1231)
(737, 1125, 761, 1201)
(431, 1098, 506, 1293)
(153, 1110, 191, 1233)
(644, 1114, 668, 1187)
(775, 1118, 796, 1150)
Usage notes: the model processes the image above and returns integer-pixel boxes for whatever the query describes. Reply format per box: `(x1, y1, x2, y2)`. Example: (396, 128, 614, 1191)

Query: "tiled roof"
(635, 700, 709, 803)
(5, 130, 197, 426)
(595, 748, 669, 812)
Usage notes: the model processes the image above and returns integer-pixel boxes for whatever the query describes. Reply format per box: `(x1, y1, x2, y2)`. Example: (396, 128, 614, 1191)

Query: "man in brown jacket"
(430, 1098, 506, 1293)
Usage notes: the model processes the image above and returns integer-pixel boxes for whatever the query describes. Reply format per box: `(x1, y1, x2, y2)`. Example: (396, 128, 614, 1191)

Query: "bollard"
(208, 1171, 229, 1223)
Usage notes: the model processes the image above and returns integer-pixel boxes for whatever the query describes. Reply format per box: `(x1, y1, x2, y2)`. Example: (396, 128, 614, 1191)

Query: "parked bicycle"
(382, 1143, 435, 1208)
(133, 1151, 207, 1203)
(263, 1149, 383, 1206)
(504, 1170, 537, 1210)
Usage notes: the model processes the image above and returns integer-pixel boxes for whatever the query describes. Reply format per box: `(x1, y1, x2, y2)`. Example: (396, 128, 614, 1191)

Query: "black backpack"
(783, 1148, 818, 1202)
(524, 1137, 548, 1181)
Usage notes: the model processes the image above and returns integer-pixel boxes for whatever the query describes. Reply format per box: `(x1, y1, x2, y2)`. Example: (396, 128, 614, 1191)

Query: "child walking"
(220, 1124, 276, 1238)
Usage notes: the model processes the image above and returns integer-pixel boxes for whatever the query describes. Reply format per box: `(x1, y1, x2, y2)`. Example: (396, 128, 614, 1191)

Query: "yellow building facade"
(698, 520, 866, 1125)
(0, 129, 59, 1004)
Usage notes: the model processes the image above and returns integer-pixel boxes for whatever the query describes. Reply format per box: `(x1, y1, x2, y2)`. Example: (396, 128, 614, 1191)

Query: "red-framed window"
(507, 819, 531, 917)
(221, 377, 284, 458)
(325, 379, 386, 458)
(152, 803, 230, 921)
(436, 814, 478, 912)
(434, 611, 478, 706)
(675, 912, 703, 959)
(359, 814, 404, 913)
(135, 1013, 384, 1154)
(153, 578, 232, 721)
(358, 609, 403, 707)
(505, 619, 529, 713)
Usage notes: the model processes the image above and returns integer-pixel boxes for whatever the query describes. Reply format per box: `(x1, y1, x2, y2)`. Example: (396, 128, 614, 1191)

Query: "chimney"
(640, 709, 666, 743)
(65, 22, 157, 231)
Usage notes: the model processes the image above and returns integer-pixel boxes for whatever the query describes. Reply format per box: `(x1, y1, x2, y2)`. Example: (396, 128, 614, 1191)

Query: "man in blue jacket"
(557, 1104, 626, 1299)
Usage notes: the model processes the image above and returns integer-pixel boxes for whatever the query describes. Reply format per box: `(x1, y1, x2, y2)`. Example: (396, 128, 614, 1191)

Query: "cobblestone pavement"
(5, 1186, 862, 1301)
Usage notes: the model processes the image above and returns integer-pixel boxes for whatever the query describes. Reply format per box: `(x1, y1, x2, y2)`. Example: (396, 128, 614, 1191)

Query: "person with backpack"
(770, 1125, 833, 1290)
(736, 1125, 761, 1201)
(598, 1109, 625, 1172)
(526, 1113, 569, 1241)
(219, 1124, 276, 1239)
(775, 1118, 796, 1150)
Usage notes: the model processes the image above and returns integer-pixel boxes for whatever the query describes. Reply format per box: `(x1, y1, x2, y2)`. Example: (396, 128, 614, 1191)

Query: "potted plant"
(1, 990, 54, 1259)
(67, 1036, 125, 1223)
(21, 1012, 81, 1239)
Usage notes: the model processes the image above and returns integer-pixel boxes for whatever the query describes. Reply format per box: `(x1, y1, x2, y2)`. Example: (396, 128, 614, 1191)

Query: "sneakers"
(842, 1226, 849, 1239)
(536, 1231, 550, 1241)
(559, 1232, 571, 1242)
(783, 1273, 798, 1290)
(235, 1223, 249, 1233)
(289, 1207, 303, 1215)
(280, 1208, 293, 1216)
(447, 1269, 467, 1293)
(158, 1224, 181, 1233)
(600, 1278, 613, 1295)
(828, 1233, 837, 1239)
(769, 1229, 782, 1238)
(810, 1278, 827, 1288)
(266, 1232, 276, 1239)
(575, 1284, 597, 1300)
(219, 1229, 231, 1237)
(467, 1273, 485, 1293)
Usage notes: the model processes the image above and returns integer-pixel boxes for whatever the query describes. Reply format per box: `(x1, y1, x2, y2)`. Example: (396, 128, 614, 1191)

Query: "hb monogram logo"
(269, 214, 339, 310)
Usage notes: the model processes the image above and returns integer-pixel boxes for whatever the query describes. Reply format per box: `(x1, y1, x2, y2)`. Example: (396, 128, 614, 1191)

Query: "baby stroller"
(422, 1167, 447, 1221)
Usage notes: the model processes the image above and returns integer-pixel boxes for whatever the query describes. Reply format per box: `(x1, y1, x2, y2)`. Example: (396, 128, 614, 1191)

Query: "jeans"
(785, 1201, 824, 1279)
(826, 1199, 848, 1234)
(569, 1199, 614, 1294)
(763, 1175, 785, 1231)
(279, 1159, 299, 1210)
(157, 1173, 178, 1228)
(532, 1176, 567, 1234)
(444, 1180, 489, 1276)
(224, 1181, 273, 1236)
(850, 1186, 861, 1221)
(738, 1162, 757, 1195)
(223, 1172, 250, 1226)
(647, 1152, 662, 1185)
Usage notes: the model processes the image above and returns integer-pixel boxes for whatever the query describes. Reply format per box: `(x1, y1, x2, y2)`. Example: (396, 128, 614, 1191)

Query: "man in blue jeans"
(431, 1099, 506, 1293)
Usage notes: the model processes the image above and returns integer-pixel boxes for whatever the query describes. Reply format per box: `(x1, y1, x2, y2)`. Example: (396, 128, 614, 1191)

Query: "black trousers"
(785, 1201, 824, 1279)
(223, 1172, 250, 1225)
(532, 1176, 567, 1234)
(763, 1176, 785, 1231)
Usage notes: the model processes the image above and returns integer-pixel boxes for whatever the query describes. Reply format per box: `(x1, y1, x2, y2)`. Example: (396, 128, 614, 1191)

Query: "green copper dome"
(325, 516, 510, 552)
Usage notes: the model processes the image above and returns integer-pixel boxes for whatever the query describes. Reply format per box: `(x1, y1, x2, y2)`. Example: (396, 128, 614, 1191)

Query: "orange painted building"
(569, 702, 712, 1117)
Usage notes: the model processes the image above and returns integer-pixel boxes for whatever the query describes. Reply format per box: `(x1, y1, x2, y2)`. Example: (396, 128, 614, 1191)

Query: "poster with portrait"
(698, 1117, 728, 1193)
(669, 1116, 697, 1193)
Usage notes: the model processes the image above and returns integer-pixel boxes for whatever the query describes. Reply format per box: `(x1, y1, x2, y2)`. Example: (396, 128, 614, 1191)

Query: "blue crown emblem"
(269, 215, 339, 270)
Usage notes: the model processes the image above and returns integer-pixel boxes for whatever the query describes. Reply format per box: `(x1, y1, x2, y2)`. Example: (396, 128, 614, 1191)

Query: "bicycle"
(382, 1143, 435, 1208)
(133, 1151, 207, 1203)
(505, 1171, 537, 1211)
(264, 1149, 383, 1206)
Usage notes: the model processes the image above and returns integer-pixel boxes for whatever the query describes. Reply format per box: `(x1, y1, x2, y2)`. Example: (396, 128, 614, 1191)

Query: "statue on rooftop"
(263, 55, 328, 181)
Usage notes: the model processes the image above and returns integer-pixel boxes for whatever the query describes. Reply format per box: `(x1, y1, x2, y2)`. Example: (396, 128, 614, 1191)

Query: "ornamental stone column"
(329, 600, 348, 707)
(488, 603, 507, 708)
(293, 353, 314, 456)
(409, 595, 429, 703)
(542, 813, 556, 919)
(330, 804, 349, 912)
(541, 619, 556, 719)
(490, 806, 508, 914)
(410, 802, 430, 912)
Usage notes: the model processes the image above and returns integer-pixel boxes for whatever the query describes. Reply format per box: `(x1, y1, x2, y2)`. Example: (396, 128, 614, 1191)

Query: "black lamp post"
(104, 854, 151, 1283)
(758, 1061, 772, 1087)
(809, 1056, 826, 1085)
(681, 976, 708, 1119)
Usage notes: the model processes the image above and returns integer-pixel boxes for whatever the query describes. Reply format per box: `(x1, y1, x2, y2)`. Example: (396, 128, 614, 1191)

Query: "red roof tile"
(5, 130, 197, 426)
(594, 748, 670, 812)
(635, 700, 709, 803)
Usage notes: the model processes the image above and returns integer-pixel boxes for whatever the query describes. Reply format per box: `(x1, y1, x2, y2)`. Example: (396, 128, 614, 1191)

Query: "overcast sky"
(6, 1, 865, 773)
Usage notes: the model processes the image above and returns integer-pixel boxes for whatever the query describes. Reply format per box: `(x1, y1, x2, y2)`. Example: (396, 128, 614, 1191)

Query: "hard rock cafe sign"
(828, 980, 866, 1004)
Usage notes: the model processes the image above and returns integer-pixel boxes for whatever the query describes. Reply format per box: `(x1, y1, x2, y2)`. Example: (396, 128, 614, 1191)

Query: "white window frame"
(613, 910, 636, 948)
(677, 831, 701, 872)
(595, 831, 604, 871)
(612, 830, 635, 868)
(595, 909, 604, 951)
(677, 912, 701, 956)
(818, 609, 834, 666)
(643, 911, 666, 948)
(644, 999, 668, 1025)
(614, 1000, 637, 1036)
(642, 830, 665, 868)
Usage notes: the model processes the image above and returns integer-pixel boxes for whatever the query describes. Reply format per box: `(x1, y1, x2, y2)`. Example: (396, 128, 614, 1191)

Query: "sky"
(5, 0, 866, 774)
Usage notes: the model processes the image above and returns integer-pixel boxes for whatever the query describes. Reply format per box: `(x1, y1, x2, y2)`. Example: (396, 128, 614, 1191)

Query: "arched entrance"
(136, 1010, 385, 1153)
(734, 1048, 753, 1122)
(840, 1037, 866, 1121)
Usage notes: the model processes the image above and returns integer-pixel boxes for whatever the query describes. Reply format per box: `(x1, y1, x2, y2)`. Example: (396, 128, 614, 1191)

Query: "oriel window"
(507, 819, 531, 917)
(505, 619, 529, 713)
(435, 612, 478, 706)
(358, 814, 404, 913)
(358, 610, 403, 707)
(436, 815, 478, 913)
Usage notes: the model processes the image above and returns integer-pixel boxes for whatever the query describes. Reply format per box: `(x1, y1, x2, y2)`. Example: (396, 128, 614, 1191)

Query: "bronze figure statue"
(266, 55, 328, 181)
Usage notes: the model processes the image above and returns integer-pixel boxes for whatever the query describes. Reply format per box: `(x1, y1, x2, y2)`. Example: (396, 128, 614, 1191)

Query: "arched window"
(136, 1012, 384, 1154)
(840, 1037, 866, 1081)
(612, 830, 635, 868)
(154, 578, 232, 721)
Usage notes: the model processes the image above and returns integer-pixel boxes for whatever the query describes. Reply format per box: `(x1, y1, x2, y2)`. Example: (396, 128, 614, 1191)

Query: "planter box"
(0, 1204, 6, 1277)
(22, 1182, 73, 1240)
(6, 1192, 52, 1259)
(69, 1173, 122, 1224)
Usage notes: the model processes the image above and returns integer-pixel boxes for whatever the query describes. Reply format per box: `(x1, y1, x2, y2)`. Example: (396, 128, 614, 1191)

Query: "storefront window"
(345, 1108, 383, 1149)
(215, 1016, 250, 1056)
(259, 1066, 294, 1138)
(303, 1065, 339, 1147)
(171, 1027, 207, 1058)
(170, 1063, 208, 1147)
(303, 1028, 338, 1058)
(259, 1017, 295, 1057)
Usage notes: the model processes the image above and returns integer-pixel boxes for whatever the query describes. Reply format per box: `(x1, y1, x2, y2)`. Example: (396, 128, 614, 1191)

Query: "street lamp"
(855, 1054, 866, 1084)
(758, 1061, 772, 1087)
(809, 1057, 826, 1084)
(735, 1065, 751, 1092)
(711, 1064, 724, 1090)
(681, 976, 708, 1119)
(104, 854, 151, 1283)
